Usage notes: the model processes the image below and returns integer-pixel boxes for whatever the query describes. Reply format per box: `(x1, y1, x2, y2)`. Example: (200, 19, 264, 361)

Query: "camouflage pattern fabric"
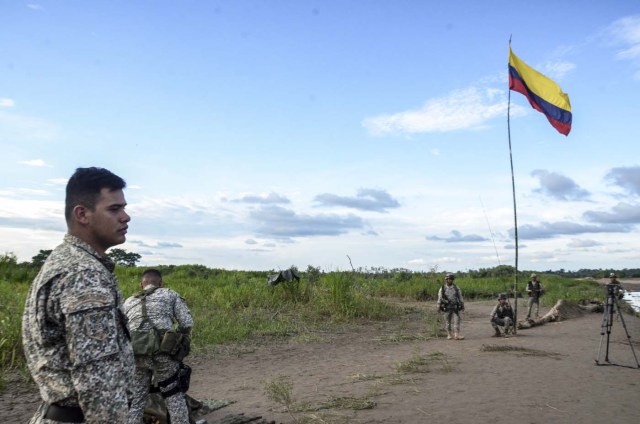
(124, 287, 193, 333)
(526, 281, 543, 318)
(130, 355, 189, 424)
(125, 286, 194, 424)
(22, 234, 135, 423)
(437, 284, 464, 331)
(143, 395, 235, 424)
(490, 302, 514, 332)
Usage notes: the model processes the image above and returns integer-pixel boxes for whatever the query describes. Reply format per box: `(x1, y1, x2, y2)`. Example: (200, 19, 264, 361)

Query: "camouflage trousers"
(443, 310, 461, 332)
(127, 354, 189, 424)
(491, 317, 514, 333)
(526, 297, 540, 319)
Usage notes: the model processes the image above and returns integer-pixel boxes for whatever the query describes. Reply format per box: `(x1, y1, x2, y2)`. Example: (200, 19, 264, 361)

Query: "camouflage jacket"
(124, 286, 193, 333)
(437, 284, 464, 307)
(490, 303, 514, 320)
(22, 234, 134, 423)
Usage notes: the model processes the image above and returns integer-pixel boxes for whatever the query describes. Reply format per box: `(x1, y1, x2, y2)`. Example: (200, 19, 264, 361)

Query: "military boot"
(493, 327, 502, 337)
(454, 332, 464, 340)
(447, 330, 453, 340)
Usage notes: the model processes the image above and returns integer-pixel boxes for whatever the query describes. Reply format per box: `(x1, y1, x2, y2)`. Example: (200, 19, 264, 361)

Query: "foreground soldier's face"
(86, 188, 130, 254)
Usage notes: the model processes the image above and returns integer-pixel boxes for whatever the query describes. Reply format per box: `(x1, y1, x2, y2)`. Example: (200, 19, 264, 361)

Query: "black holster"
(44, 403, 85, 423)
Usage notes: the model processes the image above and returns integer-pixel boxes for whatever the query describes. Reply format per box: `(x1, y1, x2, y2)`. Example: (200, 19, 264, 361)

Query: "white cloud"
(541, 61, 576, 79)
(0, 98, 14, 107)
(19, 159, 51, 167)
(27, 4, 43, 11)
(433, 256, 462, 264)
(362, 86, 520, 136)
(47, 178, 68, 186)
(605, 14, 640, 79)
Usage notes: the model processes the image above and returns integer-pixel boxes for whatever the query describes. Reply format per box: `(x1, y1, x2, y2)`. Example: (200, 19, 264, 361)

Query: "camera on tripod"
(605, 283, 623, 300)
(596, 282, 639, 367)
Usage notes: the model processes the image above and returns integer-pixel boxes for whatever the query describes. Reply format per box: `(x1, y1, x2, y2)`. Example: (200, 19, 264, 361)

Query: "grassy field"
(0, 253, 607, 390)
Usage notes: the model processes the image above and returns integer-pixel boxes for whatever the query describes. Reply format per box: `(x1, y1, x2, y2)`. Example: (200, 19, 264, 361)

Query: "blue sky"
(2, 1, 640, 272)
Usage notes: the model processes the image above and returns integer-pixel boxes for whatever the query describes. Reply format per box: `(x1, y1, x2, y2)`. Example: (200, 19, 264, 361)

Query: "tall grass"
(0, 255, 610, 390)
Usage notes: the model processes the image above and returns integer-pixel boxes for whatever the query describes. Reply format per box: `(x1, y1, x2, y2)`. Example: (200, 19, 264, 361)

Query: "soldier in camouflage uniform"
(490, 293, 514, 337)
(437, 273, 465, 340)
(525, 273, 544, 319)
(125, 268, 194, 424)
(22, 167, 135, 423)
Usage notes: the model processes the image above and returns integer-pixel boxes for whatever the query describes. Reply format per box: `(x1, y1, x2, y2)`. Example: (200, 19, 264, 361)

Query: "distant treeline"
(2, 250, 638, 281)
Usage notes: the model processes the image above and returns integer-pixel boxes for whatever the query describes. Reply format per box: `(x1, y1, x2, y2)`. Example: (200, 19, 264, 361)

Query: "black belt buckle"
(44, 403, 85, 423)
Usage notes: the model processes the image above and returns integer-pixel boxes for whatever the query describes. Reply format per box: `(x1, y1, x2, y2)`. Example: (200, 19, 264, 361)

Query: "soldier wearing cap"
(437, 273, 465, 340)
(490, 293, 514, 337)
(525, 273, 544, 320)
(22, 167, 135, 423)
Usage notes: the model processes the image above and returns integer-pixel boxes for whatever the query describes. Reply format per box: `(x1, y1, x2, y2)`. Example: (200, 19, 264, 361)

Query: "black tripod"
(595, 284, 640, 368)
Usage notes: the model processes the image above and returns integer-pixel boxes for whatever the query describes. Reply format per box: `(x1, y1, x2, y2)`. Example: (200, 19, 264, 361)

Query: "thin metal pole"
(507, 40, 519, 333)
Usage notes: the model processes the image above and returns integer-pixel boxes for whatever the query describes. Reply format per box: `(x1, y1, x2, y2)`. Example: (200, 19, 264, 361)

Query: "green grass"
(393, 348, 453, 374)
(0, 255, 610, 390)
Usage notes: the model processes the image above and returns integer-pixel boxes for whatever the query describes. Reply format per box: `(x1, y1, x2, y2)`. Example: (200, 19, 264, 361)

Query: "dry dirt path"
(191, 300, 640, 424)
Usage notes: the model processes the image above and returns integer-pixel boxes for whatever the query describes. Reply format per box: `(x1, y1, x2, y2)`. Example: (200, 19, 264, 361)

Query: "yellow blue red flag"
(509, 48, 572, 136)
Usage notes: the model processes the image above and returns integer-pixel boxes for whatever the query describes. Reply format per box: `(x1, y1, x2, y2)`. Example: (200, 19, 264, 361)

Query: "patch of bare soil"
(3, 300, 639, 424)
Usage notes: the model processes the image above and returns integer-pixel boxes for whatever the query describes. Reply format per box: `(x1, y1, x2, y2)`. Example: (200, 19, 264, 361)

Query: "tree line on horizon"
(3, 250, 639, 280)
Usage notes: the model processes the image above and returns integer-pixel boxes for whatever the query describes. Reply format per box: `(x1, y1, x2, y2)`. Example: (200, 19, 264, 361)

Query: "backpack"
(130, 287, 191, 361)
(130, 287, 162, 356)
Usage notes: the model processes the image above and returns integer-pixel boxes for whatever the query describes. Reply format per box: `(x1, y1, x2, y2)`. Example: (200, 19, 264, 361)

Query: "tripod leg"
(595, 304, 611, 364)
(613, 300, 640, 368)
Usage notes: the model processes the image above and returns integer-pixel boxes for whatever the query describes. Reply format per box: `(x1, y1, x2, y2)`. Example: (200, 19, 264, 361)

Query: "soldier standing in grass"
(125, 268, 194, 424)
(525, 273, 544, 320)
(490, 293, 514, 337)
(437, 273, 465, 340)
(22, 167, 135, 423)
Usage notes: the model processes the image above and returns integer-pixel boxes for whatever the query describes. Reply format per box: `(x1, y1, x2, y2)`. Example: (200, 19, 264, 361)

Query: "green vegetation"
(0, 252, 614, 389)
(480, 344, 563, 359)
(393, 348, 453, 374)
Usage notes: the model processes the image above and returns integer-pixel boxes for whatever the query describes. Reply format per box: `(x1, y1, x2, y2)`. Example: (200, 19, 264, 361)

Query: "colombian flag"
(509, 48, 572, 136)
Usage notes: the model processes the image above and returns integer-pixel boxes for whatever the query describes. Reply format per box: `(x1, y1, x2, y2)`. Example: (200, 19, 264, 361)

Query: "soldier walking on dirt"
(490, 293, 514, 337)
(125, 269, 194, 424)
(22, 167, 135, 423)
(437, 273, 465, 340)
(525, 273, 544, 320)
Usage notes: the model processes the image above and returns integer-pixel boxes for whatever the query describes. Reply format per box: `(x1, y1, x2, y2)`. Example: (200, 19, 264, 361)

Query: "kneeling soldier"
(490, 293, 514, 337)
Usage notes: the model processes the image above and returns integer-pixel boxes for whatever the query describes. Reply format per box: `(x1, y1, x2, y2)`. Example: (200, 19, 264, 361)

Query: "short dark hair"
(65, 167, 126, 222)
(142, 268, 162, 280)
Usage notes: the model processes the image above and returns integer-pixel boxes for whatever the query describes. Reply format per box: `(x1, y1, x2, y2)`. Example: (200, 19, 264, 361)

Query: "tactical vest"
(129, 286, 191, 361)
(130, 287, 162, 356)
(495, 304, 514, 320)
(440, 284, 462, 312)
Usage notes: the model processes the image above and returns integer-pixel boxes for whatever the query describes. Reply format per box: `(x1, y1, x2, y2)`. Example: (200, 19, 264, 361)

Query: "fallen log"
(517, 299, 603, 329)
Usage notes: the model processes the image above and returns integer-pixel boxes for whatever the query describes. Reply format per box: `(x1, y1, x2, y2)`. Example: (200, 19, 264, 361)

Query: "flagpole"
(507, 38, 519, 334)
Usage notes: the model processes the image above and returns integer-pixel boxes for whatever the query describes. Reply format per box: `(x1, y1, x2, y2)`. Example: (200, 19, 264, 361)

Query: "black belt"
(44, 403, 85, 423)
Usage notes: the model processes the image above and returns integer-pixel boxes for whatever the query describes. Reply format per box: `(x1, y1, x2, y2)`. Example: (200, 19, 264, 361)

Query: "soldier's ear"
(72, 205, 91, 225)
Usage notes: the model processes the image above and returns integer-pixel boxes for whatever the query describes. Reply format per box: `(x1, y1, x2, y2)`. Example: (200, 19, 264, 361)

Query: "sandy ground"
(3, 297, 640, 424)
